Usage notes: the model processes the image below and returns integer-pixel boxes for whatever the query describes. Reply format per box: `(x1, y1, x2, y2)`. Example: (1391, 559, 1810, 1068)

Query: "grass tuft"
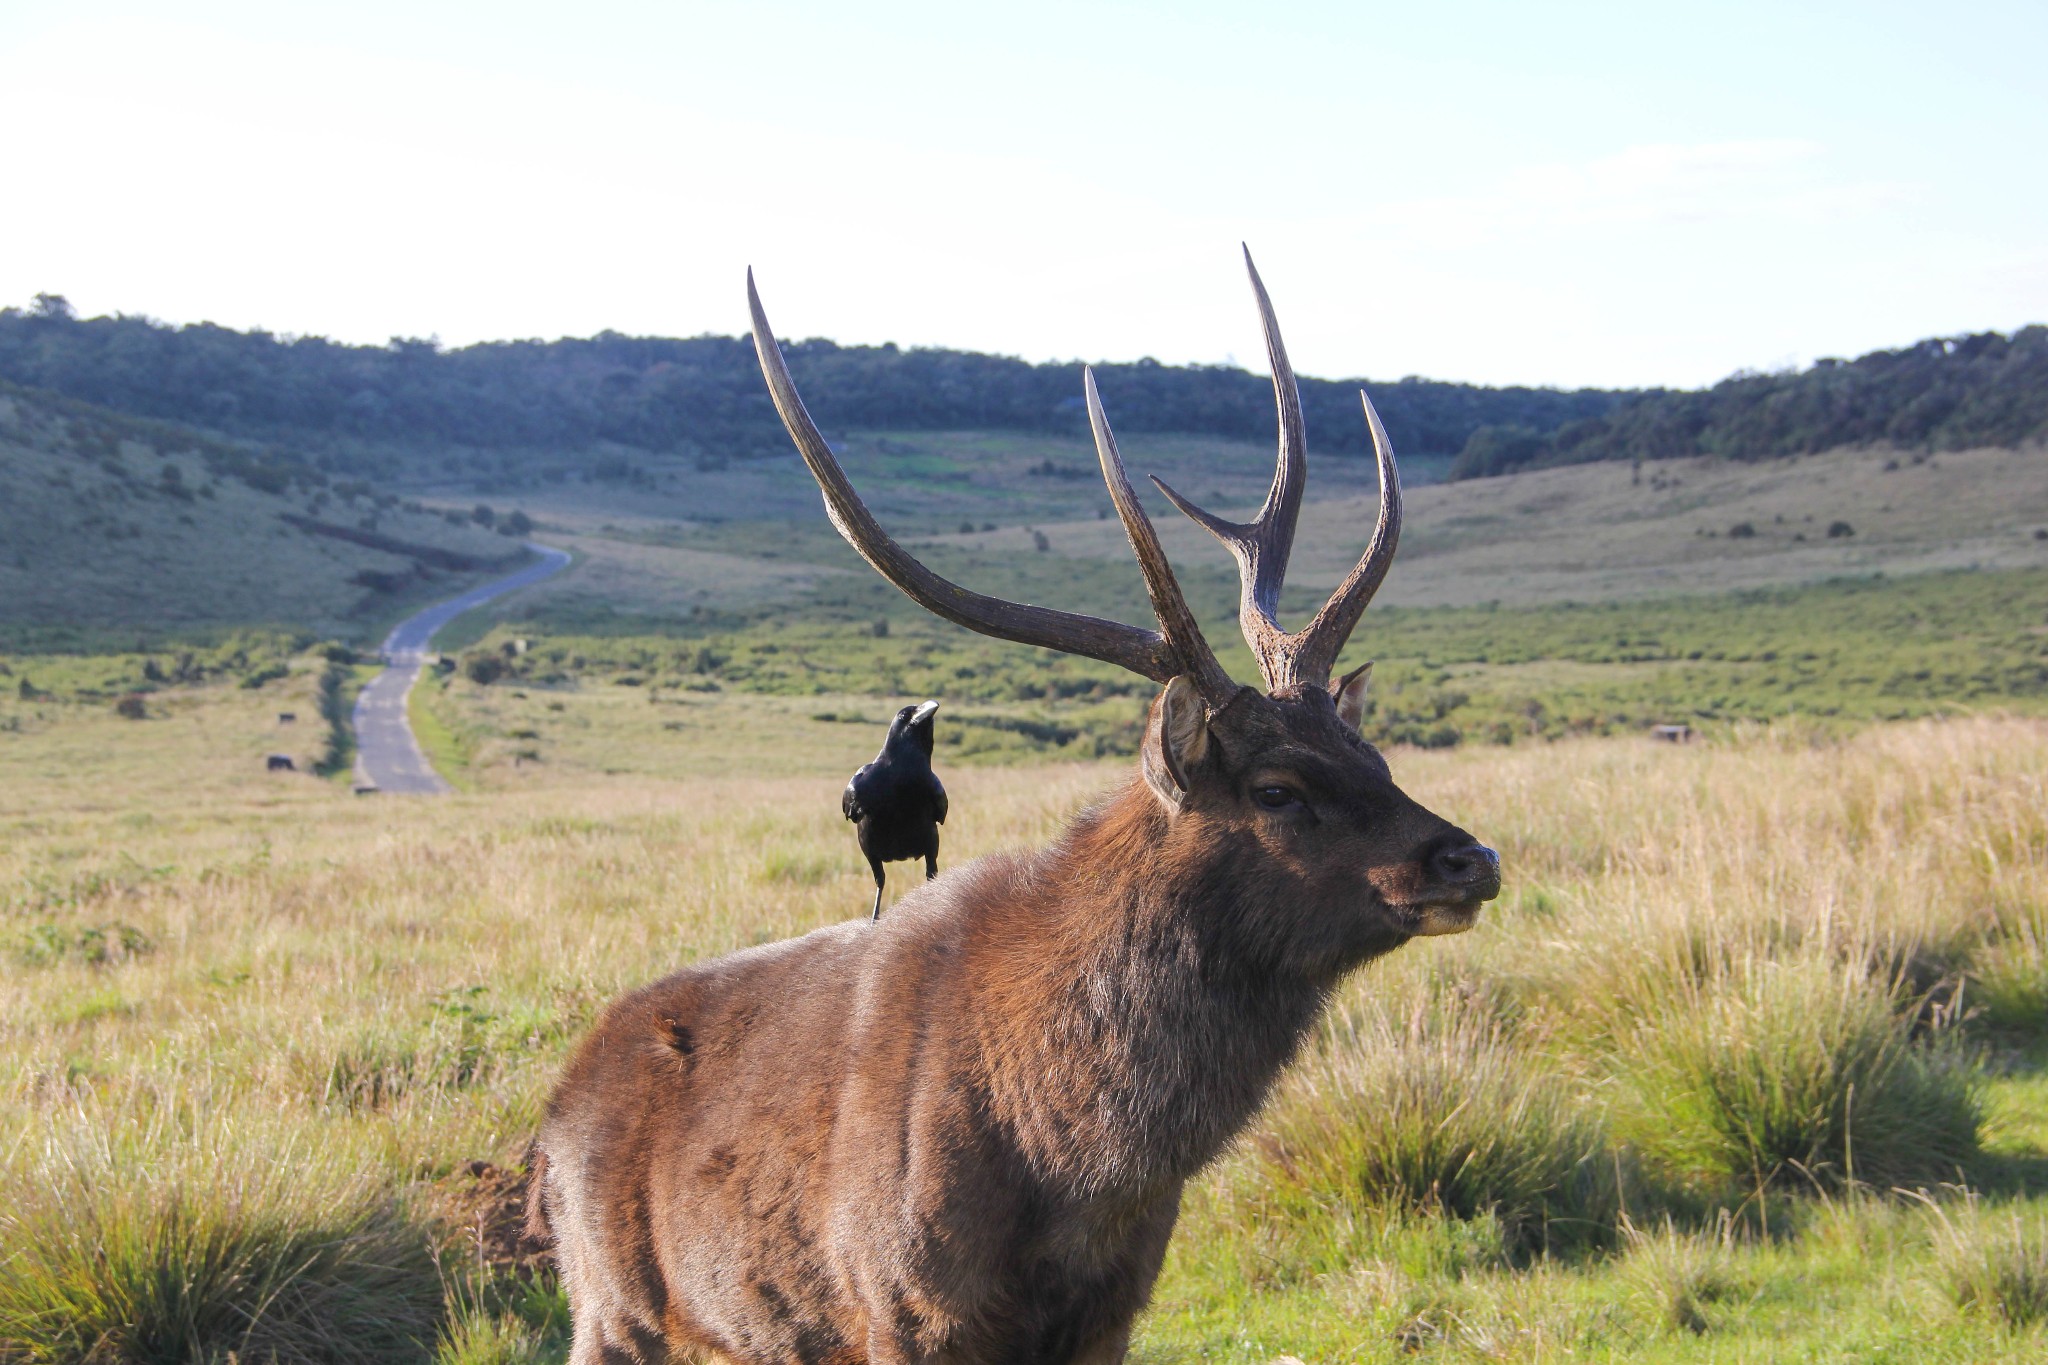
(0, 1104, 441, 1365)
(1617, 955, 1981, 1192)
(1973, 900, 2048, 1040)
(1928, 1199, 2048, 1330)
(1618, 1215, 1744, 1335)
(1249, 1001, 1621, 1258)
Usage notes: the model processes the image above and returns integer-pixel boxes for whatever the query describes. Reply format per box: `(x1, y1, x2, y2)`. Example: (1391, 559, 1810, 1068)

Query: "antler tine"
(1291, 389, 1402, 688)
(1083, 371, 1237, 704)
(748, 271, 1192, 689)
(1147, 247, 1307, 691)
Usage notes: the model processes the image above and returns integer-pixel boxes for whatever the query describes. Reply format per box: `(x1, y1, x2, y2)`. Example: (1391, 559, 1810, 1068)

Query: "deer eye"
(1252, 785, 1302, 811)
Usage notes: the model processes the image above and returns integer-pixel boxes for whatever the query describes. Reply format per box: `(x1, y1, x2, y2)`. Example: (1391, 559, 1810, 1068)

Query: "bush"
(1248, 1001, 1621, 1257)
(1616, 956, 1980, 1191)
(1728, 522, 1757, 539)
(0, 1111, 442, 1364)
(1828, 520, 1856, 538)
(113, 695, 147, 720)
(464, 653, 508, 685)
(1451, 424, 1552, 480)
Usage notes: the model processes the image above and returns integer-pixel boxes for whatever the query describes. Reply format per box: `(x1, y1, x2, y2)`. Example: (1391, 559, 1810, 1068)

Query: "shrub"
(12, 921, 152, 967)
(0, 1110, 441, 1364)
(239, 663, 290, 689)
(1828, 520, 1855, 538)
(1248, 1001, 1621, 1257)
(464, 653, 508, 686)
(1616, 956, 1980, 1191)
(113, 695, 147, 720)
(1728, 522, 1756, 539)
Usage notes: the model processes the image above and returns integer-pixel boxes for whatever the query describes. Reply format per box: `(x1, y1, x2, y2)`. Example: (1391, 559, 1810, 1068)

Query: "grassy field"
(400, 564, 2048, 775)
(0, 385, 530, 646)
(445, 439, 2048, 636)
(6, 422, 2047, 1361)
(2, 661, 2045, 1362)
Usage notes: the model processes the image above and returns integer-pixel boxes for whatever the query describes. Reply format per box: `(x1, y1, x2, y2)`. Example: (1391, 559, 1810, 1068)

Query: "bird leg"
(869, 857, 887, 921)
(925, 854, 937, 881)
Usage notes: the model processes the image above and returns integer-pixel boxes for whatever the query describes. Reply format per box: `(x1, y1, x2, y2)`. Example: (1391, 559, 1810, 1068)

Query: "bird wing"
(842, 767, 869, 823)
(929, 772, 948, 825)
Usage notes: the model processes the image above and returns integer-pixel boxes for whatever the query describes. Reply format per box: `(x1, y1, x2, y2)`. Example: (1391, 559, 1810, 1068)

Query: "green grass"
(414, 566, 2048, 775)
(1243, 999, 1621, 1261)
(1929, 1199, 2048, 1330)
(0, 1098, 443, 1364)
(410, 670, 482, 790)
(1612, 956, 1982, 1192)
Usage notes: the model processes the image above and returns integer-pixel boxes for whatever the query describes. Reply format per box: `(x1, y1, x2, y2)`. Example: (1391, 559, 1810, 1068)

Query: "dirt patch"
(429, 1155, 551, 1279)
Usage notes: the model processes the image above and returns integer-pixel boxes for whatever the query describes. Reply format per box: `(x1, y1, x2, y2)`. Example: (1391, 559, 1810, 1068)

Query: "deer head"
(748, 250, 1498, 975)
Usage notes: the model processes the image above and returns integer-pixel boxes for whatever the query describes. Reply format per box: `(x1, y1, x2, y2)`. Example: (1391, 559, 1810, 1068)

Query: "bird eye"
(1253, 785, 1301, 810)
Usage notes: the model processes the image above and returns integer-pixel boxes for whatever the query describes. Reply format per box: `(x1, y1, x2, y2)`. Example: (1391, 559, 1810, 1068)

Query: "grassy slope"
(1, 675, 2044, 1362)
(369, 431, 2048, 769)
(448, 437, 2048, 632)
(0, 388, 526, 644)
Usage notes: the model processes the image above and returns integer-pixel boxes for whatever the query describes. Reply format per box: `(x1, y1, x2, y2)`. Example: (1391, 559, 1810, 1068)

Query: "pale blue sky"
(2, 0, 2042, 388)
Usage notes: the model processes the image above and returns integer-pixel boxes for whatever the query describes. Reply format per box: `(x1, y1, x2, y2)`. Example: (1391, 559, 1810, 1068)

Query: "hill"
(0, 382, 533, 645)
(0, 294, 1623, 483)
(5, 297, 2042, 497)
(1453, 326, 2048, 479)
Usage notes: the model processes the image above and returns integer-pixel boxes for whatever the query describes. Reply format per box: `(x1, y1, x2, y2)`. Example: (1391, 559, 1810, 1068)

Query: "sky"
(1, 0, 2043, 390)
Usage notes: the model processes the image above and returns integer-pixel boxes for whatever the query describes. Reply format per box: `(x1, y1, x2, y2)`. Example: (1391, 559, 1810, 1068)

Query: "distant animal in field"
(277, 712, 297, 724)
(843, 700, 947, 919)
(528, 254, 1503, 1365)
(265, 754, 295, 772)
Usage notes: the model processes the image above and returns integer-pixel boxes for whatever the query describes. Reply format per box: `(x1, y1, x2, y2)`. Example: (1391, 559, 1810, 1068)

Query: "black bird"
(843, 700, 947, 920)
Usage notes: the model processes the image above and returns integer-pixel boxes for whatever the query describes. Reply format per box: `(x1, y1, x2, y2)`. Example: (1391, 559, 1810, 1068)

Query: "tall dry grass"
(3, 698, 2046, 1358)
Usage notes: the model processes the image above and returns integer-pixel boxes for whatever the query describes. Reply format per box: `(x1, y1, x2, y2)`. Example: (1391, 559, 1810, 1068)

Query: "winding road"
(351, 542, 573, 794)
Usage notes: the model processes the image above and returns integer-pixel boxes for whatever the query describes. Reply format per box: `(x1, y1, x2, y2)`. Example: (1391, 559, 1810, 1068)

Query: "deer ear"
(1142, 675, 1211, 808)
(1332, 661, 1374, 731)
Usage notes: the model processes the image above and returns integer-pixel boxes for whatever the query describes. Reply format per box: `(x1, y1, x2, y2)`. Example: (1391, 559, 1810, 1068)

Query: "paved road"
(352, 543, 573, 794)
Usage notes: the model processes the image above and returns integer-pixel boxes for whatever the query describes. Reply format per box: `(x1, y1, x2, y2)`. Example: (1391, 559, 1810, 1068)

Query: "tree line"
(3, 296, 2039, 483)
(1451, 327, 2048, 479)
(0, 296, 1620, 476)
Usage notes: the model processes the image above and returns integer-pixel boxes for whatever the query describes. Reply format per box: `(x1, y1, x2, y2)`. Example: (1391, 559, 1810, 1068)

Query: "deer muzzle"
(1380, 838, 1500, 937)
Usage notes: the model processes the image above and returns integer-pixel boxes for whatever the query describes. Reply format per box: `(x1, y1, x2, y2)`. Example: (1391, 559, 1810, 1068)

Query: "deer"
(528, 252, 1502, 1365)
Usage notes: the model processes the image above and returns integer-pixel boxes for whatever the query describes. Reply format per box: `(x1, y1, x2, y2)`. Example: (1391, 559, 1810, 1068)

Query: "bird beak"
(910, 700, 940, 727)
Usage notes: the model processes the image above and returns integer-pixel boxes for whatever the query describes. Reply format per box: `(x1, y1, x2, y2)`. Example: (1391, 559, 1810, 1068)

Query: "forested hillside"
(6, 297, 2039, 489)
(1453, 326, 2048, 478)
(0, 295, 1622, 480)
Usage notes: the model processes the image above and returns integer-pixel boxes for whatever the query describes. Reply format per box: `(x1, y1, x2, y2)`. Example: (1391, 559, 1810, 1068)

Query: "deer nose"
(1426, 841, 1501, 901)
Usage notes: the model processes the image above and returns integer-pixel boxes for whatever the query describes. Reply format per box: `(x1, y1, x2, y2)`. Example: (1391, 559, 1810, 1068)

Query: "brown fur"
(534, 684, 1497, 1364)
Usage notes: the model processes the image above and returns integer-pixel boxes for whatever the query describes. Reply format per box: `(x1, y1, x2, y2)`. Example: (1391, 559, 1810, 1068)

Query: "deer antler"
(1148, 250, 1402, 692)
(1149, 247, 1307, 691)
(748, 271, 1238, 705)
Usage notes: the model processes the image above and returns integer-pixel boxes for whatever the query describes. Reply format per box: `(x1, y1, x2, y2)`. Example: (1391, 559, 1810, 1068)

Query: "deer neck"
(973, 779, 1332, 1203)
